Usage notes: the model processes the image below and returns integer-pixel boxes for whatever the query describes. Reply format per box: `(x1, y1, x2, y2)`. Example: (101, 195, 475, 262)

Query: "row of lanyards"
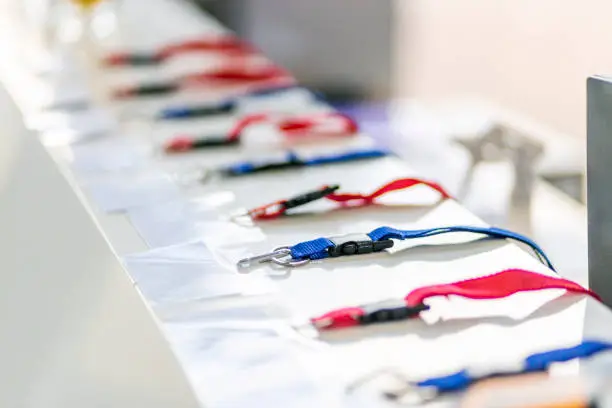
(163, 111, 359, 152)
(103, 32, 606, 407)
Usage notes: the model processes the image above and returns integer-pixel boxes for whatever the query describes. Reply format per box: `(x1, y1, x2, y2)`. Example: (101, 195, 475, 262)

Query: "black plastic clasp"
(358, 300, 430, 325)
(283, 185, 340, 210)
(326, 233, 394, 258)
(125, 54, 164, 66)
(135, 82, 180, 96)
(192, 136, 240, 148)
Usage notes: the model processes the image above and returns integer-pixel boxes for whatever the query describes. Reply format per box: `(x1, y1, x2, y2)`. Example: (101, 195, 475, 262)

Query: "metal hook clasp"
(236, 246, 310, 272)
(345, 368, 439, 405)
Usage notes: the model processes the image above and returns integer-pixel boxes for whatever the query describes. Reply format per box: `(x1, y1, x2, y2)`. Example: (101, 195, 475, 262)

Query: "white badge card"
(39, 109, 119, 146)
(64, 137, 152, 176)
(127, 199, 217, 248)
(162, 323, 331, 408)
(82, 171, 181, 213)
(122, 241, 275, 306)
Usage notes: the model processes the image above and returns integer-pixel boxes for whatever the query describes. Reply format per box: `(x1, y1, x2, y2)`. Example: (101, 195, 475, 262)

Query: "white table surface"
(0, 1, 609, 407)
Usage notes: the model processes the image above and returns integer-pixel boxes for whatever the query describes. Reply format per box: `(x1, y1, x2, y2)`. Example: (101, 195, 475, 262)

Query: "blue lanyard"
(157, 85, 325, 120)
(220, 148, 390, 177)
(158, 100, 236, 120)
(415, 340, 612, 394)
(287, 225, 554, 270)
(237, 225, 554, 271)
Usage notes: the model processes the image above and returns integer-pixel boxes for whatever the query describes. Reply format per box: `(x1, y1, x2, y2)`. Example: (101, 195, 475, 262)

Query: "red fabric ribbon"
(103, 35, 255, 66)
(312, 269, 599, 330)
(164, 112, 358, 152)
(326, 178, 451, 206)
(246, 178, 451, 220)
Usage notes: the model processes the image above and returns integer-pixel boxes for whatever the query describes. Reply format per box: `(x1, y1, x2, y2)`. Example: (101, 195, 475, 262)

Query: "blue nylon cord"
(158, 100, 236, 119)
(415, 340, 612, 393)
(158, 85, 321, 119)
(289, 225, 555, 271)
(305, 149, 389, 165)
(224, 148, 389, 176)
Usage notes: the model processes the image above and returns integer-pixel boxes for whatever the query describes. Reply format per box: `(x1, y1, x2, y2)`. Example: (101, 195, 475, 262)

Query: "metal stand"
(587, 76, 612, 306)
(454, 123, 544, 234)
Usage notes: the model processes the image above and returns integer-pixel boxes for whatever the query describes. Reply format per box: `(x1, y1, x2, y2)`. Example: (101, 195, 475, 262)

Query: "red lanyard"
(242, 177, 451, 220)
(164, 112, 358, 153)
(181, 64, 290, 85)
(103, 35, 255, 66)
(311, 269, 599, 330)
(112, 63, 293, 99)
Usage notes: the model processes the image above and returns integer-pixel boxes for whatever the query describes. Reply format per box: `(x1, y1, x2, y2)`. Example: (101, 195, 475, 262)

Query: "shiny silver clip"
(346, 368, 439, 405)
(236, 246, 310, 272)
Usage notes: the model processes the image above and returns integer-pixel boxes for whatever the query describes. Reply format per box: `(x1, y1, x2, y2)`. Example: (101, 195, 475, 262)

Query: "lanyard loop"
(311, 269, 598, 331)
(103, 35, 254, 67)
(163, 112, 358, 153)
(239, 178, 451, 220)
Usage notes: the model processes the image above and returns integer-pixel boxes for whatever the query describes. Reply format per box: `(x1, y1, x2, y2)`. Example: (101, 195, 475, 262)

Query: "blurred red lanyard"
(164, 112, 359, 152)
(103, 35, 255, 66)
(112, 63, 293, 99)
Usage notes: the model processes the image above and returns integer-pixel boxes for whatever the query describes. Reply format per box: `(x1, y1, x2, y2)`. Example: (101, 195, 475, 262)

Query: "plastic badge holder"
(65, 138, 152, 175)
(35, 73, 93, 112)
(122, 241, 274, 307)
(82, 171, 182, 213)
(127, 199, 265, 249)
(161, 323, 333, 408)
(38, 108, 119, 146)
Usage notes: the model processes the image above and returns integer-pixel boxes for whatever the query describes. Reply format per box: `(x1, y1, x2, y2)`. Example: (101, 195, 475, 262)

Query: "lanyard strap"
(287, 225, 554, 270)
(220, 148, 389, 177)
(181, 64, 290, 86)
(156, 84, 317, 120)
(244, 178, 451, 220)
(103, 35, 253, 66)
(415, 340, 611, 394)
(112, 65, 291, 99)
(311, 269, 598, 330)
(163, 112, 358, 153)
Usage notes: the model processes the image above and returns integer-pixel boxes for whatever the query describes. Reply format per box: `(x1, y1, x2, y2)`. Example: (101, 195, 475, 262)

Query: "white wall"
(242, 0, 393, 99)
(394, 0, 612, 139)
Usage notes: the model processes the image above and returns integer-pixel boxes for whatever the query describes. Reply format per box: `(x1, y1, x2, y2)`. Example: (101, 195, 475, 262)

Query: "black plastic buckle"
(327, 233, 394, 258)
(125, 54, 164, 66)
(358, 300, 430, 325)
(135, 82, 180, 96)
(192, 136, 240, 148)
(283, 185, 340, 210)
